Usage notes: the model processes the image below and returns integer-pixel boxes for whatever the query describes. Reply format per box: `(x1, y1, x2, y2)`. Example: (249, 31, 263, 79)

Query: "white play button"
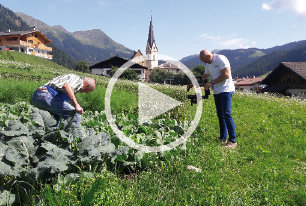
(138, 83, 182, 125)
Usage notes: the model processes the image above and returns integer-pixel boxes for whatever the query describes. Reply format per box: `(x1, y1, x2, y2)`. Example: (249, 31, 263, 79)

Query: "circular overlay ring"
(105, 54, 203, 153)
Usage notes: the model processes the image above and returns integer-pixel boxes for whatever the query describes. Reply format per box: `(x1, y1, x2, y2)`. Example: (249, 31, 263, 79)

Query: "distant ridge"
(233, 43, 306, 77)
(0, 4, 30, 32)
(180, 40, 306, 77)
(0, 4, 76, 69)
(15, 12, 134, 65)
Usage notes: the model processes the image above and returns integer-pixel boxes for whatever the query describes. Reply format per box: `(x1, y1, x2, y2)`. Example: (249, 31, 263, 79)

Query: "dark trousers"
(32, 89, 81, 127)
(214, 92, 237, 143)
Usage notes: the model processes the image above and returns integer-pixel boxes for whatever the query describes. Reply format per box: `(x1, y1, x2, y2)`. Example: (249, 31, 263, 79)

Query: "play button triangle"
(138, 83, 182, 125)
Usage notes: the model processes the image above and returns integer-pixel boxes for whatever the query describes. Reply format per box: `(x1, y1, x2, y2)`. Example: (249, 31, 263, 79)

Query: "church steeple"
(147, 15, 157, 50)
(146, 15, 158, 70)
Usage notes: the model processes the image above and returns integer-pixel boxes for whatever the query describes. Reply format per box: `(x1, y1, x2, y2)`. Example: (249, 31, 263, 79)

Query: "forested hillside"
(233, 44, 306, 77)
(0, 4, 77, 69)
(0, 4, 30, 31)
(16, 12, 134, 65)
(181, 40, 306, 77)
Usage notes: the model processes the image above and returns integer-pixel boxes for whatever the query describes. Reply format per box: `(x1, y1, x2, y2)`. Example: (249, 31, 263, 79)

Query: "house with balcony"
(0, 27, 52, 59)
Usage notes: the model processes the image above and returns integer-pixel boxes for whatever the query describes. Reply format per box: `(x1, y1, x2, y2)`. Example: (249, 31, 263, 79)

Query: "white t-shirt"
(204, 54, 235, 94)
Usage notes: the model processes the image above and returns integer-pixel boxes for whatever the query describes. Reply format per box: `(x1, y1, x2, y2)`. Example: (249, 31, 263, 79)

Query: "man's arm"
(201, 74, 210, 80)
(63, 83, 84, 114)
(204, 67, 230, 89)
(187, 74, 210, 91)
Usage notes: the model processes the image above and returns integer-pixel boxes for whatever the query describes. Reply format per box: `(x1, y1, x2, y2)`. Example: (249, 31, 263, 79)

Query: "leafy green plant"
(0, 101, 190, 204)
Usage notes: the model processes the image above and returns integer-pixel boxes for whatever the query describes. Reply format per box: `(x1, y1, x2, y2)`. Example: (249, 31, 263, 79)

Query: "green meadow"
(0, 51, 305, 205)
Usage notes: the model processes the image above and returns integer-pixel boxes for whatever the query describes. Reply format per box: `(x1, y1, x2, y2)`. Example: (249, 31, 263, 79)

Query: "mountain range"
(180, 40, 306, 77)
(1, 3, 305, 77)
(0, 4, 134, 69)
(15, 12, 133, 66)
(0, 4, 29, 32)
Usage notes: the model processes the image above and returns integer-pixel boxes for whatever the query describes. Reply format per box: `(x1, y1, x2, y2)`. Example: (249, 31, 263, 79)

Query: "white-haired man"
(199, 49, 237, 148)
(32, 73, 95, 127)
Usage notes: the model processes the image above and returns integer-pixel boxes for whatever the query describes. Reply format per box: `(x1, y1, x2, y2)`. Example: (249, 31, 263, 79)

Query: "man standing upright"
(199, 49, 237, 148)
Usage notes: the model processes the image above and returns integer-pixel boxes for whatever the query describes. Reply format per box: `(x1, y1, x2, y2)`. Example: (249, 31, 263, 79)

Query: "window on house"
(135, 70, 141, 74)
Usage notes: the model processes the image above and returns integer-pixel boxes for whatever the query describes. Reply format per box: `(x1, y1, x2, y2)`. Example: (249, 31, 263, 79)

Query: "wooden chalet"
(0, 27, 52, 59)
(90, 55, 147, 81)
(261, 62, 306, 98)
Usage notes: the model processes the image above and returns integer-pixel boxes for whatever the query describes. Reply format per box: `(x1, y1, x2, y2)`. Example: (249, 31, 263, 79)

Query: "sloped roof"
(0, 30, 34, 36)
(282, 62, 306, 79)
(90, 55, 147, 69)
(131, 49, 143, 59)
(262, 62, 306, 85)
(147, 16, 156, 49)
(0, 30, 52, 44)
(235, 77, 263, 86)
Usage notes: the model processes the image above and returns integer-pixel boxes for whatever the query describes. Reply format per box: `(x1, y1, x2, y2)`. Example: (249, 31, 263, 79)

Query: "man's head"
(81, 77, 95, 93)
(199, 49, 213, 64)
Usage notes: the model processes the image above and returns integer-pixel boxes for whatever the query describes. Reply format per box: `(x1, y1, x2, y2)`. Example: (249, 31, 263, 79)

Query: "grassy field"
(37, 93, 305, 206)
(0, 51, 305, 205)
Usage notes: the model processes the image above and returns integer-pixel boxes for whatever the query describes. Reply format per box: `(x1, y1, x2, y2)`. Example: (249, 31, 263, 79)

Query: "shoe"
(219, 139, 227, 145)
(224, 141, 237, 149)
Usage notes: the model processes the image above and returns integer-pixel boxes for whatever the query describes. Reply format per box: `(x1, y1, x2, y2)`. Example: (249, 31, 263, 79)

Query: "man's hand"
(75, 103, 84, 114)
(204, 82, 212, 90)
(187, 83, 193, 92)
(63, 83, 84, 114)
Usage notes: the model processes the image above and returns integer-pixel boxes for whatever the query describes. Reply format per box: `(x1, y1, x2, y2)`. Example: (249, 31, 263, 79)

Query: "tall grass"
(0, 51, 66, 69)
(0, 79, 42, 103)
(39, 92, 305, 205)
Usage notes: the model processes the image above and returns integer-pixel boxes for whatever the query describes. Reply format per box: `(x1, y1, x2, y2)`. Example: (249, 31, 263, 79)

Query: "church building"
(145, 16, 158, 70)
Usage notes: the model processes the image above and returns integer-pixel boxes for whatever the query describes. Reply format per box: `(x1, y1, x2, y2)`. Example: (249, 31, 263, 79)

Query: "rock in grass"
(187, 165, 202, 173)
(0, 190, 16, 205)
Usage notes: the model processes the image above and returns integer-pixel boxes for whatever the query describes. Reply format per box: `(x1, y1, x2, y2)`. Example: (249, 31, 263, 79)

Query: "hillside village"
(0, 5, 305, 99)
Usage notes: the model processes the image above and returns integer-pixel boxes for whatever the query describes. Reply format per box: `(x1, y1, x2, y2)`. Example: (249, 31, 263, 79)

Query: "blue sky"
(0, 0, 305, 59)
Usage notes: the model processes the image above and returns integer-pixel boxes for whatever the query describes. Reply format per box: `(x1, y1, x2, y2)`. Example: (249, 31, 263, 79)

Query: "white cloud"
(262, 3, 271, 10)
(198, 33, 221, 41)
(197, 33, 256, 49)
(220, 38, 256, 49)
(262, 0, 306, 17)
